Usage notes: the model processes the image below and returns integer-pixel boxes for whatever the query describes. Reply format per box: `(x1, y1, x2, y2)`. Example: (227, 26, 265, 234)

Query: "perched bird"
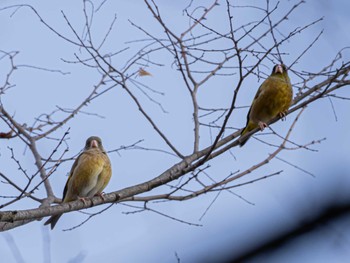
(239, 64, 293, 146)
(44, 136, 112, 229)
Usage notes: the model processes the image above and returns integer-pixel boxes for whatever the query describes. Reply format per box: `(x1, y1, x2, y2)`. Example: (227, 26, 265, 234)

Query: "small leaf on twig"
(138, 68, 152, 77)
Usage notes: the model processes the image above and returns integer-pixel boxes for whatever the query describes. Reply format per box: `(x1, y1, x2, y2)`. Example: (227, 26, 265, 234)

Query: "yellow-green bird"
(239, 64, 293, 146)
(44, 136, 112, 229)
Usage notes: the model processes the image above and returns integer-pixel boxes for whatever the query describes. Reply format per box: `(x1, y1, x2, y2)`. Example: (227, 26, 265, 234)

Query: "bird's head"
(272, 64, 288, 75)
(85, 136, 104, 150)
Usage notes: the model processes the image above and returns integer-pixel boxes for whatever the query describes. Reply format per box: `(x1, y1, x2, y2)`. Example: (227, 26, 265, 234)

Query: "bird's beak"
(90, 140, 99, 148)
(275, 65, 283, 74)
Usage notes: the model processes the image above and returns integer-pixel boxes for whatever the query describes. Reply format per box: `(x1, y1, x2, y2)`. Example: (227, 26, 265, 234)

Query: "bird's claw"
(258, 121, 268, 131)
(279, 111, 287, 121)
(78, 196, 89, 206)
(94, 192, 106, 201)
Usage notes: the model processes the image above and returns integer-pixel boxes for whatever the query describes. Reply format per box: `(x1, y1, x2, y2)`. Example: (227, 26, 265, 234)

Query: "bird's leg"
(94, 192, 106, 201)
(279, 111, 287, 121)
(258, 121, 268, 131)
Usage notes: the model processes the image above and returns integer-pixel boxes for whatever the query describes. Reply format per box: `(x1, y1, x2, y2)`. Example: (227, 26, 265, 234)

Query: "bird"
(44, 136, 112, 229)
(239, 64, 293, 146)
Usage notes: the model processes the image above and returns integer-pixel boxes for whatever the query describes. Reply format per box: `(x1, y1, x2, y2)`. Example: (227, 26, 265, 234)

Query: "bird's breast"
(65, 151, 107, 200)
(250, 78, 292, 123)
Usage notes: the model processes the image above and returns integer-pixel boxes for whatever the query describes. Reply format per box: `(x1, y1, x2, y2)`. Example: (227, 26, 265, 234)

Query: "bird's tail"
(239, 121, 257, 147)
(44, 214, 62, 230)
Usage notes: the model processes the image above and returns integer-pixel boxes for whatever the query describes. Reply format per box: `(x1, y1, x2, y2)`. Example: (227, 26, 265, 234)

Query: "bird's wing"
(62, 151, 84, 201)
(244, 80, 266, 126)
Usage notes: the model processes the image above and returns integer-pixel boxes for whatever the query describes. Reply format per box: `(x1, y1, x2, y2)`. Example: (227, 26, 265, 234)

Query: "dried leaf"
(138, 68, 152, 77)
(0, 130, 13, 139)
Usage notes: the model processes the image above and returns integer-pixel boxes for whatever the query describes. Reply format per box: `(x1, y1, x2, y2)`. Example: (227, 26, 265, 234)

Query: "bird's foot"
(78, 196, 89, 206)
(279, 111, 287, 121)
(94, 192, 106, 201)
(258, 121, 268, 131)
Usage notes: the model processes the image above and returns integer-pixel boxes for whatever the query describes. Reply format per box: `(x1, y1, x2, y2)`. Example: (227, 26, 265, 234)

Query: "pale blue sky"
(1, 1, 350, 262)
